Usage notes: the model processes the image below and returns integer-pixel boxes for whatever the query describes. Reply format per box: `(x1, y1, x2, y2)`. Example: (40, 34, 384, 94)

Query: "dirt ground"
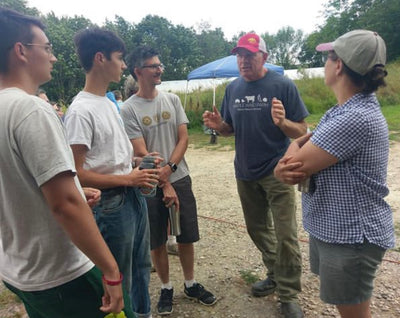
(1, 142, 400, 318)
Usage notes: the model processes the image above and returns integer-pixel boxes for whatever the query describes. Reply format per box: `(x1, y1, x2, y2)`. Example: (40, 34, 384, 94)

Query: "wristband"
(102, 273, 123, 286)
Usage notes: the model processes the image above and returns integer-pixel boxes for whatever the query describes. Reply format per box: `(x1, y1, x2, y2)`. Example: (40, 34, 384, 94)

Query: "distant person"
(121, 45, 217, 316)
(36, 87, 49, 103)
(106, 90, 121, 112)
(64, 27, 158, 318)
(203, 32, 308, 318)
(0, 7, 133, 317)
(274, 30, 395, 318)
(123, 74, 139, 99)
(113, 89, 124, 107)
(51, 101, 64, 119)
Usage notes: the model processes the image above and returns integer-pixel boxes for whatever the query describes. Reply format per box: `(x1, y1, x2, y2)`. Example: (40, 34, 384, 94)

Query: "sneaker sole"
(251, 287, 276, 297)
(157, 308, 173, 316)
(184, 294, 217, 306)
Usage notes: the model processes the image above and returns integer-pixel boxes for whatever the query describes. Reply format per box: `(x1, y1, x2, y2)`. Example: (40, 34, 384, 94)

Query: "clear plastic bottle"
(138, 155, 157, 197)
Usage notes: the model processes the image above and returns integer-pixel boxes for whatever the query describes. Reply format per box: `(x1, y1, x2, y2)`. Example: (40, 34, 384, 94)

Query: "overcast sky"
(27, 0, 328, 40)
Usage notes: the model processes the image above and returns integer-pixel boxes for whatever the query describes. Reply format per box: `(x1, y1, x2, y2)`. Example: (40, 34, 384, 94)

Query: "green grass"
(0, 287, 22, 318)
(382, 105, 400, 141)
(188, 104, 400, 146)
(239, 270, 260, 285)
(0, 288, 20, 306)
(189, 127, 235, 150)
(393, 222, 400, 253)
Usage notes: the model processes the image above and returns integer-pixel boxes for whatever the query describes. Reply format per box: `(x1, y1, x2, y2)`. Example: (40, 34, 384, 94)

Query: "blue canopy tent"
(185, 55, 284, 107)
(184, 55, 284, 143)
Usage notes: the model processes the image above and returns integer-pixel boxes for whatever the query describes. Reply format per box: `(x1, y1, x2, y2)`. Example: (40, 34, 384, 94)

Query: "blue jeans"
(93, 187, 151, 317)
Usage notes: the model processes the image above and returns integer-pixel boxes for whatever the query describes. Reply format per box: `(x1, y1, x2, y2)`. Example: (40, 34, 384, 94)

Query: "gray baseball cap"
(316, 30, 386, 75)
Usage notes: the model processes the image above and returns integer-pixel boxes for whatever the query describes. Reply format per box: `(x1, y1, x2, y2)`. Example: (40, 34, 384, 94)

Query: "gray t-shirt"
(121, 91, 189, 183)
(0, 88, 93, 291)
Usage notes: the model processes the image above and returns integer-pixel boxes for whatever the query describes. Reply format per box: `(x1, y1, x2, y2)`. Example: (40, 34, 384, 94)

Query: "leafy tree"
(0, 0, 39, 15)
(131, 15, 202, 80)
(104, 15, 136, 53)
(262, 27, 305, 69)
(42, 13, 94, 104)
(195, 27, 232, 66)
(299, 0, 400, 66)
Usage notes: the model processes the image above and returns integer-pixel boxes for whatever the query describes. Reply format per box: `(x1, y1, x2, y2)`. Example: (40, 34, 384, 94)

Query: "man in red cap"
(203, 32, 308, 318)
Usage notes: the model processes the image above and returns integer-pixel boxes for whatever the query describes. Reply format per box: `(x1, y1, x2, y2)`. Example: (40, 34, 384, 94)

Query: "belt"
(101, 186, 127, 195)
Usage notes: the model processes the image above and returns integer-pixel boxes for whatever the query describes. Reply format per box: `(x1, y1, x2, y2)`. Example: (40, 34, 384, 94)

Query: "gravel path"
(1, 142, 400, 318)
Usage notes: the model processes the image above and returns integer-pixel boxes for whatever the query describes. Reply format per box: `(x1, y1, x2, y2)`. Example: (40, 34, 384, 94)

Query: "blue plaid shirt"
(302, 93, 395, 249)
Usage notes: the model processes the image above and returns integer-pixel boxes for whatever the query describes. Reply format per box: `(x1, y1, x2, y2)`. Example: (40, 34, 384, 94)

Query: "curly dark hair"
(125, 45, 159, 80)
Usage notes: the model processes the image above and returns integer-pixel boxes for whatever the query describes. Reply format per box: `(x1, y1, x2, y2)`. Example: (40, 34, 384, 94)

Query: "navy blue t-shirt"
(221, 70, 308, 181)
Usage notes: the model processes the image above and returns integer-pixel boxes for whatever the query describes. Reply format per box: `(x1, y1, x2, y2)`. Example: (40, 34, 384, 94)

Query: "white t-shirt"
(65, 91, 133, 175)
(121, 91, 189, 183)
(0, 88, 93, 291)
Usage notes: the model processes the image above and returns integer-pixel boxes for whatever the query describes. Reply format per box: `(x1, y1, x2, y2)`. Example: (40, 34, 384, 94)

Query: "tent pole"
(210, 79, 217, 144)
(183, 80, 189, 110)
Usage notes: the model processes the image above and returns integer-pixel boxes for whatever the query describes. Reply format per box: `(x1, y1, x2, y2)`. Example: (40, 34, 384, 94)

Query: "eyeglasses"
(141, 63, 165, 70)
(22, 43, 54, 56)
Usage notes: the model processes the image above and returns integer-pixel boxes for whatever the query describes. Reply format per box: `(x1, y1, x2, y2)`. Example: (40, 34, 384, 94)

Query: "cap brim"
(231, 45, 259, 54)
(316, 42, 334, 52)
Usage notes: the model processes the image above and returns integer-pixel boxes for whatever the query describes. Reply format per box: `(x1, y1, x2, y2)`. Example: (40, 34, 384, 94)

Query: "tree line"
(2, 0, 399, 105)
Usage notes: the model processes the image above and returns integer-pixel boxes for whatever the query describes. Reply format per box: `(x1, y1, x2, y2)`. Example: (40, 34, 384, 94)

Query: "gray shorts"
(146, 175, 199, 250)
(309, 235, 386, 305)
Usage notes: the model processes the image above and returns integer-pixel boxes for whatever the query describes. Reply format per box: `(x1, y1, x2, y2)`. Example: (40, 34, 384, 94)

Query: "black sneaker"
(251, 277, 277, 297)
(281, 302, 304, 318)
(184, 283, 217, 306)
(157, 288, 173, 315)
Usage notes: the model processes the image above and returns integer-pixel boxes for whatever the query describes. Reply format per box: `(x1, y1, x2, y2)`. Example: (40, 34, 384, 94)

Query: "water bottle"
(169, 204, 181, 236)
(138, 155, 157, 197)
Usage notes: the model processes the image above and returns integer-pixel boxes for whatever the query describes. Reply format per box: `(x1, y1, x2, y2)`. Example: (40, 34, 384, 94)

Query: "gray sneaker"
(167, 243, 179, 255)
(251, 277, 277, 297)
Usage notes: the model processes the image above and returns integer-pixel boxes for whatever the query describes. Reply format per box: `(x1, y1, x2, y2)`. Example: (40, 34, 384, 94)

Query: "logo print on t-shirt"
(142, 116, 152, 126)
(162, 111, 171, 120)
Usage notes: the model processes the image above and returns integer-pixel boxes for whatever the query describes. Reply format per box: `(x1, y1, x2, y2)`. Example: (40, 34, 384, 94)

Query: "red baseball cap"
(231, 33, 267, 54)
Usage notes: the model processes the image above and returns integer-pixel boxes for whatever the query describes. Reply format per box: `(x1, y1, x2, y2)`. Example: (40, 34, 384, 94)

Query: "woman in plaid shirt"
(274, 30, 395, 318)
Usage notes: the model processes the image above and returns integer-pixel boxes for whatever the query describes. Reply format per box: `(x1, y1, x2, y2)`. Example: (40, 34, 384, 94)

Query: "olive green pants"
(237, 173, 302, 302)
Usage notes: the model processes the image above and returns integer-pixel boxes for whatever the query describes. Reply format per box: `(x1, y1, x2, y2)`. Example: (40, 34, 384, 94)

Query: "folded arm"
(274, 133, 338, 184)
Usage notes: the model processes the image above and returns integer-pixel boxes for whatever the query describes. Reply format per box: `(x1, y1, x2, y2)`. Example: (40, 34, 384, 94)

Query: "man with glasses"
(203, 33, 308, 318)
(121, 46, 217, 316)
(0, 8, 133, 317)
(64, 28, 158, 318)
